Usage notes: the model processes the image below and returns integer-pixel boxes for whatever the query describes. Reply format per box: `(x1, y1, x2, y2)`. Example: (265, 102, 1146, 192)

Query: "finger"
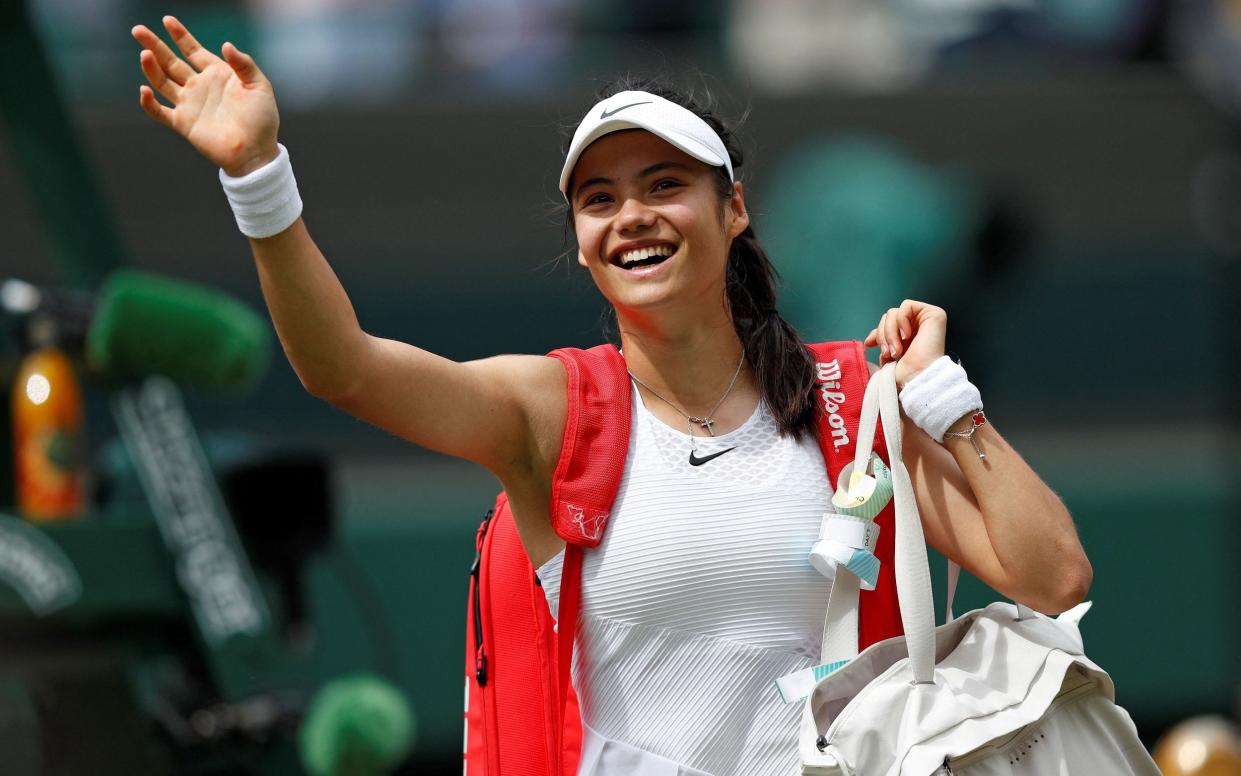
(864, 328, 877, 347)
(876, 312, 890, 362)
(902, 299, 928, 338)
(897, 300, 916, 340)
(885, 308, 904, 357)
(131, 23, 194, 85)
(901, 298, 944, 329)
(221, 42, 265, 87)
(139, 49, 181, 103)
(138, 85, 175, 129)
(162, 15, 219, 72)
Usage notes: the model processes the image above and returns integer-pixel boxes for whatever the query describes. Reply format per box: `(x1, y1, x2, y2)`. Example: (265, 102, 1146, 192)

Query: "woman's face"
(569, 129, 749, 320)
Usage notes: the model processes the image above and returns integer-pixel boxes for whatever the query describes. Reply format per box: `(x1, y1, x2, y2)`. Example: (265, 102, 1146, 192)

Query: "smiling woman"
(127, 20, 1092, 774)
(562, 84, 821, 451)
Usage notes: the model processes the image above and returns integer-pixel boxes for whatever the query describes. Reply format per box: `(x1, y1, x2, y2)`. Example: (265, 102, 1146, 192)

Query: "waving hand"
(132, 16, 279, 177)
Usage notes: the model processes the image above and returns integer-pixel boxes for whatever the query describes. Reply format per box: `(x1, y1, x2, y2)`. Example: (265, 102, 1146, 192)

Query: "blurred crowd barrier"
(23, 0, 1241, 112)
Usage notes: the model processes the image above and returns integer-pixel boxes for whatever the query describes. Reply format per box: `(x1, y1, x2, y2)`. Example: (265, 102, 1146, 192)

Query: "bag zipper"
(470, 507, 495, 687)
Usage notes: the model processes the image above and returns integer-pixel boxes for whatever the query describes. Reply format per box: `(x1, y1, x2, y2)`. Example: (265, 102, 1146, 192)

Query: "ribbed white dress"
(537, 382, 836, 776)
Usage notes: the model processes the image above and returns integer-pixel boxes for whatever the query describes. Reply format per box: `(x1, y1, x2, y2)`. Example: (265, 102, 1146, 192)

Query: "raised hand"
(132, 16, 279, 176)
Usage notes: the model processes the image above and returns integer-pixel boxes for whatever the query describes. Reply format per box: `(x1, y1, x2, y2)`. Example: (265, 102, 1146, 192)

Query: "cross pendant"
(689, 416, 715, 435)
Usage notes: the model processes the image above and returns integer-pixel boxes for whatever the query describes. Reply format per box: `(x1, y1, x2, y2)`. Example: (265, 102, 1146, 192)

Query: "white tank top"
(538, 382, 837, 776)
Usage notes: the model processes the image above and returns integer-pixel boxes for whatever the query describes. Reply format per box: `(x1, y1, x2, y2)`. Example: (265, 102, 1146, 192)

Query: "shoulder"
(469, 352, 566, 391)
(464, 353, 567, 482)
(463, 353, 567, 419)
(517, 355, 570, 444)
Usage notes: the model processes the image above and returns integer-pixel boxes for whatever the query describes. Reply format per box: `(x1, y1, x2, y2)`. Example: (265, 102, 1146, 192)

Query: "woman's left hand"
(864, 299, 947, 389)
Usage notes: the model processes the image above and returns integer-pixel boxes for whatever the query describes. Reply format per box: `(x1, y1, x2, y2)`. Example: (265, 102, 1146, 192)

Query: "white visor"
(559, 90, 734, 199)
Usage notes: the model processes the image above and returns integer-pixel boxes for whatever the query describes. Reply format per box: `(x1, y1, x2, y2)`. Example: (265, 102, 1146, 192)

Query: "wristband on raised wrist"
(218, 142, 303, 239)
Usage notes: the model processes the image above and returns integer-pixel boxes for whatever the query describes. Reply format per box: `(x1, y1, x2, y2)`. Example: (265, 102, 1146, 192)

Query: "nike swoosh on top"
(688, 447, 736, 467)
(600, 101, 652, 119)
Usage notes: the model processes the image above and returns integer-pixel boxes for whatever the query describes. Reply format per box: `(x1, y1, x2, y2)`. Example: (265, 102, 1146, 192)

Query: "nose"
(615, 195, 656, 233)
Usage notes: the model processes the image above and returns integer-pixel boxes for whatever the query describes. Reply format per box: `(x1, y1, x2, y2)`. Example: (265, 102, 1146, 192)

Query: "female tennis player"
(132, 15, 1092, 774)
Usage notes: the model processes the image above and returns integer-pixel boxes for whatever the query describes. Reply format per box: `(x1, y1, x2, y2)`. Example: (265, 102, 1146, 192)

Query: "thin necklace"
(626, 351, 745, 456)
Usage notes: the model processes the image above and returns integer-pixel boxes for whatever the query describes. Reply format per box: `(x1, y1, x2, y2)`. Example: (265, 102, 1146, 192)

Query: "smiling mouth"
(611, 244, 677, 270)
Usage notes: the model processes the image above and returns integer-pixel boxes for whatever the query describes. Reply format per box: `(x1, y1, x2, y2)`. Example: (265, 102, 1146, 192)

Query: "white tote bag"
(791, 363, 1160, 776)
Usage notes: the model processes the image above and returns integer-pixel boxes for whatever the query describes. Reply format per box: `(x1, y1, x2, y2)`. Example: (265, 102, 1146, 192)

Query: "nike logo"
(688, 447, 736, 467)
(600, 101, 652, 119)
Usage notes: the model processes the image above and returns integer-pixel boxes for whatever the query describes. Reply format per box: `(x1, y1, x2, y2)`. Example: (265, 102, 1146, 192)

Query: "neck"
(617, 303, 754, 415)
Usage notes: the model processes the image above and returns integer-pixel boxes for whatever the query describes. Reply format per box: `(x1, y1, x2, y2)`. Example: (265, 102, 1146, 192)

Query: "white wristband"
(897, 355, 983, 443)
(218, 142, 303, 239)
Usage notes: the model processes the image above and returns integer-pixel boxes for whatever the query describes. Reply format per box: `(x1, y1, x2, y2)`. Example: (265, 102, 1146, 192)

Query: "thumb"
(222, 41, 263, 86)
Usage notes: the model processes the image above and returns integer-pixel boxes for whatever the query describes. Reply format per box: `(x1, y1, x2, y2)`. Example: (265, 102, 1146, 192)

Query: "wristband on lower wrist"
(897, 355, 984, 443)
(218, 142, 303, 239)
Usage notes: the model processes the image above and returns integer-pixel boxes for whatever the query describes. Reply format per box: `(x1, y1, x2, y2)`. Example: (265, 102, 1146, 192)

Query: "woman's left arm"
(866, 300, 1093, 615)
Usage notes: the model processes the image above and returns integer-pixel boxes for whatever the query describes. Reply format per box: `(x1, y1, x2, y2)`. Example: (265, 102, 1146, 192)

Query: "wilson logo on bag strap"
(815, 358, 851, 450)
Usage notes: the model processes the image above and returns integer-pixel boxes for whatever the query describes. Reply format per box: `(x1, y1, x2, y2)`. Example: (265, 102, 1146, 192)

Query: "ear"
(726, 180, 750, 240)
(577, 247, 589, 268)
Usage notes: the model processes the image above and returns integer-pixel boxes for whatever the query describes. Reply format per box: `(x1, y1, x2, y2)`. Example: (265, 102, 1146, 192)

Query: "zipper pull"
(475, 648, 488, 686)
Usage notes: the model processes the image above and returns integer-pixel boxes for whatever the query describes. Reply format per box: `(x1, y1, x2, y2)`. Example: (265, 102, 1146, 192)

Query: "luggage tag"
(831, 454, 893, 521)
(809, 453, 893, 589)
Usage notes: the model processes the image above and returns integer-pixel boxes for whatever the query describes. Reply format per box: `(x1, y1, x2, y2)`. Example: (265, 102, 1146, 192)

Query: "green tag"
(832, 454, 893, 521)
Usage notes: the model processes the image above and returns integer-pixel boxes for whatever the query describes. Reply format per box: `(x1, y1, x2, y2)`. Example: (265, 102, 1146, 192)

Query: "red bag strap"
(806, 340, 875, 481)
(544, 344, 629, 775)
(806, 340, 903, 648)
(546, 345, 631, 548)
(556, 544, 583, 774)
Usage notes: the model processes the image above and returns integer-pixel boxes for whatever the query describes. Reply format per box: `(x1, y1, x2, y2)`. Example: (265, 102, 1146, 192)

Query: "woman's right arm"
(131, 16, 565, 482)
(243, 218, 566, 481)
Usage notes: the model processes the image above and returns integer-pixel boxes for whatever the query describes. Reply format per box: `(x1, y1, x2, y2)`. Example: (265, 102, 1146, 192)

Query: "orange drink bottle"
(11, 314, 87, 521)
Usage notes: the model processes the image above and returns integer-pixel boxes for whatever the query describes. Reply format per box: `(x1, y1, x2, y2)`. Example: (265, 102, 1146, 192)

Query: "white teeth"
(617, 245, 675, 266)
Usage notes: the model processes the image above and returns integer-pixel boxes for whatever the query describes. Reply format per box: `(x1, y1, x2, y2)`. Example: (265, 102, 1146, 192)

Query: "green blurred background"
(1, 0, 1239, 773)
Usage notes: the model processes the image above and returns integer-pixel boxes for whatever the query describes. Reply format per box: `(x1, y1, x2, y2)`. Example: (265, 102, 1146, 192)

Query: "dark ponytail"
(723, 224, 819, 441)
(569, 76, 819, 441)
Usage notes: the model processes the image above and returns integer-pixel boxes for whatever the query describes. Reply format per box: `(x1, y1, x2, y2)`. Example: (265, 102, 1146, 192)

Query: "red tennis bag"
(464, 341, 901, 775)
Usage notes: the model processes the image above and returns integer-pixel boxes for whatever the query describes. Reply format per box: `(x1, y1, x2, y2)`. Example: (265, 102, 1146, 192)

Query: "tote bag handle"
(855, 364, 937, 683)
(850, 363, 1035, 685)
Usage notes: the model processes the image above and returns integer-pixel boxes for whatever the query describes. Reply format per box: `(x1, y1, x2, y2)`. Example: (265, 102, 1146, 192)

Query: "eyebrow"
(573, 161, 695, 199)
